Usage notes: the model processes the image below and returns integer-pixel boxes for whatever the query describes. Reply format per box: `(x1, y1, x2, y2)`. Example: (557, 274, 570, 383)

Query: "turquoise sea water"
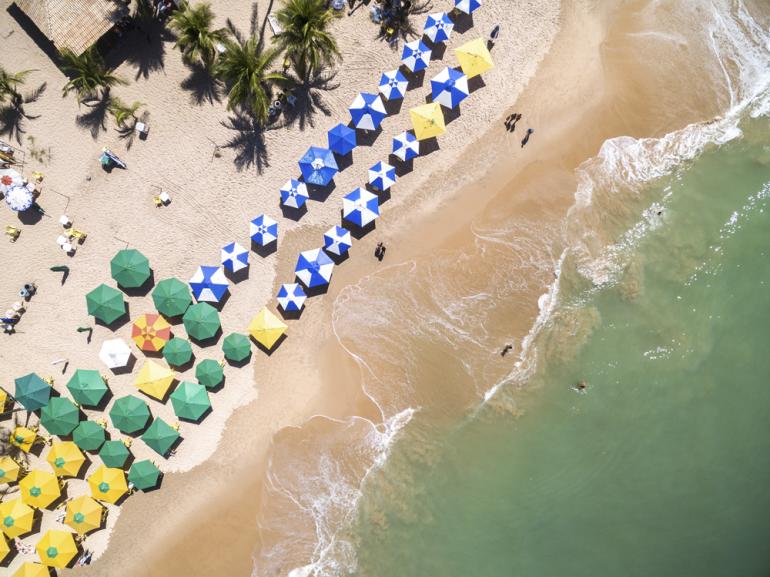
(350, 118, 770, 577)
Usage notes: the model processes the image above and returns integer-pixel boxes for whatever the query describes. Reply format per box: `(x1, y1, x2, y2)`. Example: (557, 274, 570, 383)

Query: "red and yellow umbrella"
(131, 313, 172, 352)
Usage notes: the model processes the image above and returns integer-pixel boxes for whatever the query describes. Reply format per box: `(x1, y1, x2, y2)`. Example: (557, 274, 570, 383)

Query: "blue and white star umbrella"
(276, 283, 307, 312)
(342, 188, 379, 228)
(299, 146, 338, 186)
(379, 69, 408, 100)
(392, 131, 420, 162)
(401, 40, 432, 72)
(455, 0, 481, 14)
(349, 93, 387, 131)
(280, 179, 309, 209)
(368, 161, 396, 191)
(327, 123, 357, 156)
(431, 67, 469, 109)
(250, 214, 278, 246)
(4, 185, 33, 212)
(424, 12, 454, 43)
(189, 265, 229, 302)
(295, 249, 334, 288)
(323, 225, 352, 256)
(221, 242, 249, 273)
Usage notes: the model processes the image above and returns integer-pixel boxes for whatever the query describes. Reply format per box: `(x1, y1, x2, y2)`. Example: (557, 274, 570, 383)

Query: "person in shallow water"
(573, 380, 588, 393)
(501, 344, 513, 357)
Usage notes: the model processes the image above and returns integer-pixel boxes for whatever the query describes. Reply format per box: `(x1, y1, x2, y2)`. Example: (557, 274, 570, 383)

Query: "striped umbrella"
(454, 0, 481, 13)
(424, 12, 454, 43)
(343, 188, 380, 227)
(276, 283, 307, 312)
(299, 146, 338, 186)
(250, 214, 278, 246)
(99, 338, 132, 369)
(189, 265, 229, 303)
(379, 69, 408, 100)
(392, 131, 420, 161)
(131, 313, 172, 352)
(4, 185, 33, 212)
(280, 179, 309, 209)
(295, 249, 334, 288)
(221, 242, 249, 273)
(327, 123, 357, 155)
(368, 161, 397, 191)
(431, 66, 469, 108)
(401, 40, 432, 72)
(323, 225, 352, 256)
(349, 93, 387, 130)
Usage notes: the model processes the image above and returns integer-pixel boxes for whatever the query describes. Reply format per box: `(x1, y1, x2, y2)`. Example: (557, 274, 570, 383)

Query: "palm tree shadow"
(111, 19, 173, 80)
(116, 110, 150, 150)
(220, 112, 270, 174)
(0, 82, 46, 144)
(279, 70, 340, 132)
(181, 62, 222, 106)
(76, 92, 112, 139)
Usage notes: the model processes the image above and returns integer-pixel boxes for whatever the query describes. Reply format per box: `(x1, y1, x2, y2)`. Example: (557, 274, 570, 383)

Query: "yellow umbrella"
(0, 532, 9, 562)
(248, 307, 287, 351)
(10, 426, 36, 453)
(134, 359, 176, 401)
(19, 469, 61, 509)
(454, 37, 494, 78)
(12, 562, 50, 577)
(65, 495, 105, 535)
(0, 498, 35, 538)
(410, 103, 446, 140)
(36, 529, 79, 568)
(88, 465, 128, 504)
(46, 441, 86, 477)
(0, 455, 21, 483)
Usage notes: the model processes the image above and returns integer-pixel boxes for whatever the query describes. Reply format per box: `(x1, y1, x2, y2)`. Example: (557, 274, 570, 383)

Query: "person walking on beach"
(375, 242, 386, 261)
(505, 113, 522, 133)
(521, 128, 534, 148)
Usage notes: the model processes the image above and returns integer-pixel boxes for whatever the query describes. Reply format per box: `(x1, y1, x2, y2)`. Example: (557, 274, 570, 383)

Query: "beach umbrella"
(249, 214, 279, 246)
(37, 529, 79, 568)
(323, 225, 352, 256)
(195, 359, 224, 389)
(295, 248, 334, 288)
(10, 427, 36, 453)
(20, 469, 60, 509)
(431, 66, 469, 108)
(222, 333, 251, 362)
(128, 460, 161, 491)
(401, 40, 432, 72)
(349, 93, 387, 130)
(72, 420, 106, 452)
(14, 372, 51, 411)
(221, 241, 249, 273)
(0, 499, 34, 538)
(410, 102, 446, 140)
(0, 456, 21, 483)
(0, 533, 8, 562)
(0, 168, 23, 194)
(299, 146, 338, 186)
(424, 12, 454, 43)
(189, 265, 229, 303)
(134, 359, 175, 401)
(280, 179, 309, 210)
(109, 395, 151, 434)
(368, 161, 397, 191)
(248, 308, 288, 351)
(141, 418, 180, 457)
(65, 496, 104, 535)
(12, 563, 50, 577)
(170, 381, 211, 421)
(392, 131, 420, 161)
(152, 278, 192, 317)
(455, 37, 494, 78)
(46, 442, 86, 478)
(131, 313, 172, 352)
(86, 283, 126, 325)
(276, 283, 307, 313)
(343, 188, 380, 228)
(110, 248, 151, 289)
(379, 69, 408, 100)
(163, 337, 194, 367)
(455, 0, 481, 13)
(327, 123, 357, 155)
(66, 369, 108, 407)
(99, 440, 131, 468)
(88, 466, 128, 504)
(99, 338, 132, 369)
(183, 302, 221, 341)
(4, 185, 33, 212)
(40, 397, 80, 436)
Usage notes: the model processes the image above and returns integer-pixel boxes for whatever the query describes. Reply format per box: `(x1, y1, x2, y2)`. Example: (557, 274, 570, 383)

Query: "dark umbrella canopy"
(127, 460, 161, 491)
(195, 359, 224, 389)
(110, 249, 151, 288)
(40, 397, 81, 436)
(141, 418, 180, 456)
(109, 395, 151, 434)
(86, 284, 126, 324)
(222, 333, 251, 362)
(152, 278, 192, 317)
(182, 303, 221, 341)
(14, 373, 52, 411)
(66, 370, 108, 407)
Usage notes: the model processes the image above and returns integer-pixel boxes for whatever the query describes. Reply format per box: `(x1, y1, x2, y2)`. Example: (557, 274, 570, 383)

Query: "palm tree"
(169, 1, 228, 68)
(0, 67, 34, 104)
(107, 97, 145, 128)
(274, 0, 340, 79)
(60, 47, 126, 102)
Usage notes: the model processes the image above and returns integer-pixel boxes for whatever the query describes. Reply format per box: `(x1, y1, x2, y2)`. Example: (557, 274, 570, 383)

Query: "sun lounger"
(56, 234, 69, 246)
(159, 191, 171, 204)
(153, 195, 163, 207)
(63, 242, 75, 254)
(5, 226, 20, 241)
(267, 14, 282, 35)
(59, 215, 71, 227)
(70, 229, 87, 243)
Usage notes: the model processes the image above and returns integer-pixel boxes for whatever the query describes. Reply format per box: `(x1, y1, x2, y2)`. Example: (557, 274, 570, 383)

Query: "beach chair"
(267, 14, 282, 35)
(43, 377, 54, 385)
(59, 215, 72, 227)
(159, 191, 171, 204)
(5, 226, 20, 242)
(32, 171, 43, 183)
(153, 195, 163, 207)
(135, 122, 150, 140)
(70, 229, 88, 243)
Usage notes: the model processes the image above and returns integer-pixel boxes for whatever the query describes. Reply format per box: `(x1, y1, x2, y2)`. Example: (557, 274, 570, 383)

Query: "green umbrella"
(195, 359, 224, 389)
(170, 381, 211, 422)
(109, 395, 151, 434)
(14, 373, 52, 411)
(222, 333, 251, 363)
(182, 303, 221, 341)
(99, 440, 131, 468)
(40, 397, 81, 436)
(141, 418, 180, 457)
(110, 249, 151, 288)
(66, 370, 108, 407)
(152, 278, 192, 317)
(86, 284, 126, 325)
(127, 460, 161, 491)
(162, 338, 193, 367)
(72, 420, 106, 451)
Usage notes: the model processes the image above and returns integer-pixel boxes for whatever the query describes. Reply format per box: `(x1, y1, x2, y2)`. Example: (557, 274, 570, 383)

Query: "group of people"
(1, 282, 35, 333)
(505, 113, 535, 148)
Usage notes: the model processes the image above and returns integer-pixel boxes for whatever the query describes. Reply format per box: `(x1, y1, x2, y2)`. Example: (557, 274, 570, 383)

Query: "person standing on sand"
(521, 128, 534, 148)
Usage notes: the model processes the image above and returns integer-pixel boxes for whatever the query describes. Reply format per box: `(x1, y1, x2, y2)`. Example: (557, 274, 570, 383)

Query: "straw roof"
(15, 0, 120, 55)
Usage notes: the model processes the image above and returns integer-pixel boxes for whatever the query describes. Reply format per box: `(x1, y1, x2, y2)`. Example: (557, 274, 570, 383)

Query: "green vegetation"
(275, 0, 340, 79)
(0, 66, 33, 104)
(169, 1, 228, 68)
(60, 47, 127, 102)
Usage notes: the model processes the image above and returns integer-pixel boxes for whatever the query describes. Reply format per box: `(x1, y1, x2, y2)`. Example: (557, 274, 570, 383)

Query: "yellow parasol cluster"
(248, 308, 287, 350)
(10, 426, 37, 453)
(0, 498, 35, 538)
(65, 495, 105, 535)
(0, 455, 21, 483)
(88, 465, 129, 504)
(46, 441, 86, 477)
(36, 529, 79, 568)
(135, 359, 176, 400)
(19, 470, 60, 509)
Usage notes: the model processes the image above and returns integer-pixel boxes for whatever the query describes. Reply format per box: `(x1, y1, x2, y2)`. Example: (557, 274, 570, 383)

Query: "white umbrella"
(4, 185, 33, 212)
(99, 338, 132, 369)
